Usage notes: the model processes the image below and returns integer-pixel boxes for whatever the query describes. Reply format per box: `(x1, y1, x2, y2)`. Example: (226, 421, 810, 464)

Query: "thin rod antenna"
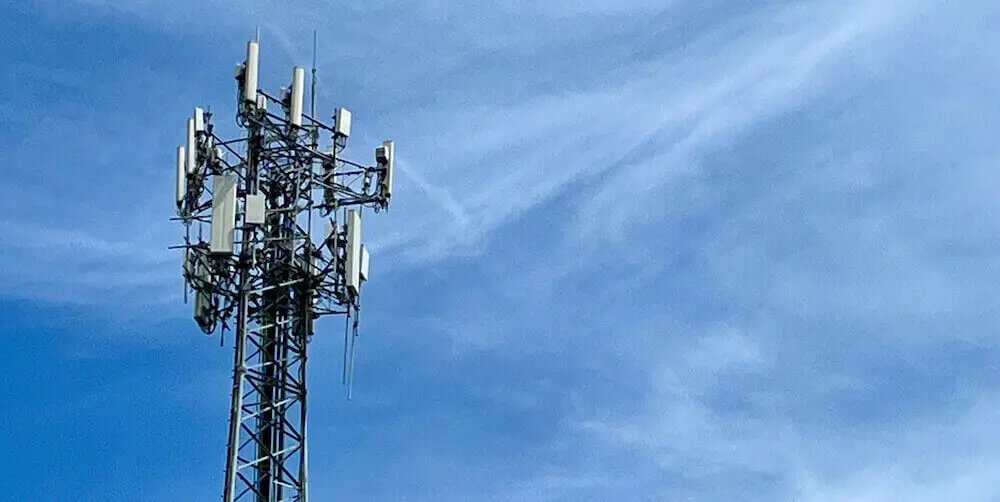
(310, 30, 317, 122)
(342, 308, 351, 385)
(307, 30, 318, 264)
(347, 311, 360, 400)
(253, 0, 260, 42)
(183, 225, 191, 304)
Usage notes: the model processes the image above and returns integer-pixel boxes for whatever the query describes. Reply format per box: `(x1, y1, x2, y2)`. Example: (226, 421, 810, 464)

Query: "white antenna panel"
(185, 117, 197, 174)
(360, 245, 370, 282)
(290, 67, 305, 127)
(175, 145, 186, 205)
(345, 210, 362, 295)
(256, 95, 267, 111)
(244, 41, 260, 104)
(380, 140, 394, 198)
(334, 108, 351, 137)
(245, 193, 266, 225)
(210, 174, 238, 255)
(194, 107, 205, 133)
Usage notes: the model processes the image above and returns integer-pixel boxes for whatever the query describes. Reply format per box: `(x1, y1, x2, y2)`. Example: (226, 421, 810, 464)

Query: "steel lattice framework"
(172, 39, 394, 502)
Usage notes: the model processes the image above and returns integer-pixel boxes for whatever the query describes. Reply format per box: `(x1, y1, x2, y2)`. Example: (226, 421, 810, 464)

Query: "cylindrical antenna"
(244, 41, 260, 104)
(290, 66, 305, 127)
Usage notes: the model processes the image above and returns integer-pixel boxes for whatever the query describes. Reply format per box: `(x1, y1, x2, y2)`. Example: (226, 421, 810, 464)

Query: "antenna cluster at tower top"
(173, 37, 397, 334)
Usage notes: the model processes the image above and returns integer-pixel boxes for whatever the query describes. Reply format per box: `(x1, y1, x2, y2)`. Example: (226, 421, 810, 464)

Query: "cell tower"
(172, 38, 395, 502)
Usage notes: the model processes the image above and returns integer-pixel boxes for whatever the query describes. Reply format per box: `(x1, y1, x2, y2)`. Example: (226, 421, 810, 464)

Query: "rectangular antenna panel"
(335, 108, 351, 137)
(323, 152, 337, 205)
(210, 174, 238, 254)
(345, 210, 362, 295)
(193, 107, 205, 133)
(193, 256, 207, 283)
(324, 220, 336, 249)
(193, 260, 211, 320)
(245, 193, 265, 225)
(244, 41, 259, 104)
(185, 118, 196, 174)
(381, 140, 394, 198)
(290, 67, 305, 127)
(324, 185, 336, 206)
(256, 95, 267, 111)
(360, 245, 370, 282)
(175, 146, 186, 204)
(194, 289, 211, 320)
(297, 249, 316, 276)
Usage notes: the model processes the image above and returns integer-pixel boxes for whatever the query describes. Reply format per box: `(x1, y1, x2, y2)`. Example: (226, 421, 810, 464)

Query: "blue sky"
(2, 0, 1000, 500)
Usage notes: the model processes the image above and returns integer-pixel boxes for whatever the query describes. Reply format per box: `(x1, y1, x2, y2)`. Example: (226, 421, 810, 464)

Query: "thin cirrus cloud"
(6, 0, 927, 284)
(27, 0, 925, 269)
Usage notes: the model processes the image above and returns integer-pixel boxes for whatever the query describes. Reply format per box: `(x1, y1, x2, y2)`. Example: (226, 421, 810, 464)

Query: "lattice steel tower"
(172, 38, 395, 502)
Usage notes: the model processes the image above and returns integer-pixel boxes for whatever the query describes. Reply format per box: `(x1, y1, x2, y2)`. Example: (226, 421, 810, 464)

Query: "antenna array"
(172, 39, 395, 502)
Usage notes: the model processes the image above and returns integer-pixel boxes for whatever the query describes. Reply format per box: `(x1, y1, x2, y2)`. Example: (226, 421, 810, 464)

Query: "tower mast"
(172, 39, 396, 502)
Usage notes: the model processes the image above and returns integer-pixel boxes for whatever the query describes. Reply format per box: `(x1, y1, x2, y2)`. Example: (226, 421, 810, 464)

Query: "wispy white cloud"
(792, 393, 1000, 502)
(570, 325, 783, 476)
(359, 0, 940, 266)
(0, 218, 178, 305)
(394, 157, 469, 228)
(33, 0, 934, 270)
